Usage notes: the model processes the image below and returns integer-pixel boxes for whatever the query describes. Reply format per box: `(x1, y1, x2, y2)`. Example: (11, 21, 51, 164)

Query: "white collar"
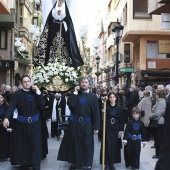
(23, 88, 30, 92)
(82, 89, 90, 93)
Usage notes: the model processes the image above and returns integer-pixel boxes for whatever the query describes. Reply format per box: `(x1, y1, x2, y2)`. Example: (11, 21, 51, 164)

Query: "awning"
(141, 70, 170, 77)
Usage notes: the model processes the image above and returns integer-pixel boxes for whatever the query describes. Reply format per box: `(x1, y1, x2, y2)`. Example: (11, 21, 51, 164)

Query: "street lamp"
(95, 55, 101, 84)
(112, 18, 124, 85)
(93, 38, 101, 85)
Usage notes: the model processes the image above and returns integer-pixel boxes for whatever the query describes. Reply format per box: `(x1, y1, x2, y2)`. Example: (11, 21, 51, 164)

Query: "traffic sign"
(119, 67, 134, 72)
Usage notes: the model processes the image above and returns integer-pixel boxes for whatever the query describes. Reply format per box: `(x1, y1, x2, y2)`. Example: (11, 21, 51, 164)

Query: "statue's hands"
(57, 10, 61, 15)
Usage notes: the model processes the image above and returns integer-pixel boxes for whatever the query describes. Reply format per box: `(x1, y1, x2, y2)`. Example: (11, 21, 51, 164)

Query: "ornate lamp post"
(112, 19, 124, 85)
(93, 38, 101, 85)
(14, 24, 41, 75)
(95, 55, 100, 84)
(79, 25, 94, 76)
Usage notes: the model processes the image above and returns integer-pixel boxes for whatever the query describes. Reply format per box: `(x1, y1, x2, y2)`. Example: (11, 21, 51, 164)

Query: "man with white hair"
(157, 84, 165, 90)
(165, 84, 170, 101)
(50, 92, 65, 138)
(126, 85, 140, 119)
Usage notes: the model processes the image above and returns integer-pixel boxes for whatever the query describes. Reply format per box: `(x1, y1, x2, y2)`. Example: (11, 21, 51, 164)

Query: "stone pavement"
(0, 121, 157, 170)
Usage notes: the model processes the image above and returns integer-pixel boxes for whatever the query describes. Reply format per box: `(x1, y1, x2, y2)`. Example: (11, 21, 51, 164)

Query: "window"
(124, 44, 130, 63)
(123, 4, 127, 26)
(33, 17, 38, 26)
(133, 0, 151, 19)
(0, 30, 7, 49)
(20, 17, 23, 26)
(146, 41, 170, 59)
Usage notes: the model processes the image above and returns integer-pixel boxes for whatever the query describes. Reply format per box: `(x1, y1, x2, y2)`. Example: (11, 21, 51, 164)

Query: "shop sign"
(119, 67, 134, 72)
(158, 40, 170, 54)
(148, 61, 156, 69)
(0, 60, 14, 70)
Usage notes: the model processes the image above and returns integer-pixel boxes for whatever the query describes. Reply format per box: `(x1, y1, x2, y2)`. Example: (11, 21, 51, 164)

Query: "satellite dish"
(112, 52, 123, 64)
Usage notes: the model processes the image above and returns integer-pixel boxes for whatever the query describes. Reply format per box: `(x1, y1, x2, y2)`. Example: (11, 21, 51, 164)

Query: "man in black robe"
(57, 77, 100, 170)
(3, 75, 45, 170)
(33, 0, 83, 67)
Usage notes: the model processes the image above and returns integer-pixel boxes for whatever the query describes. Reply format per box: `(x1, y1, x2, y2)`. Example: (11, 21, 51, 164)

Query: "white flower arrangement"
(32, 62, 82, 90)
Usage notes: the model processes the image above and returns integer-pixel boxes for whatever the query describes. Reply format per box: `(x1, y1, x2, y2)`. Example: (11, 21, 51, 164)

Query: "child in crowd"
(100, 92, 124, 170)
(123, 107, 147, 170)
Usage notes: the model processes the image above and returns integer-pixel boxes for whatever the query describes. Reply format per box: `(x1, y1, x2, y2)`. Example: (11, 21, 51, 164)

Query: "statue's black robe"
(4, 89, 45, 165)
(100, 104, 124, 166)
(57, 91, 100, 167)
(0, 102, 10, 159)
(33, 1, 83, 67)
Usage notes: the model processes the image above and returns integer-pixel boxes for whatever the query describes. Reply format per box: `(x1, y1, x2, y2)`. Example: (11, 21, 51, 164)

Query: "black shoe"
(32, 163, 40, 170)
(85, 167, 93, 170)
(20, 165, 28, 170)
(69, 165, 75, 170)
(105, 165, 109, 170)
(152, 155, 159, 159)
(43, 154, 47, 158)
(109, 166, 116, 170)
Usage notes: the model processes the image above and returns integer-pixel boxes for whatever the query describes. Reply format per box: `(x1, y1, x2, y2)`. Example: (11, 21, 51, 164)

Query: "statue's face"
(58, 0, 64, 7)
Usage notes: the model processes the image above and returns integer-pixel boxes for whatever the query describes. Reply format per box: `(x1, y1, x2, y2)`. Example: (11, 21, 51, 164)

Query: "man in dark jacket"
(57, 77, 100, 170)
(126, 85, 139, 120)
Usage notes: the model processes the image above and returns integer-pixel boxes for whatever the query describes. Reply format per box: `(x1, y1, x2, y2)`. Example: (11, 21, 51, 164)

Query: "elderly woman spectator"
(138, 90, 152, 141)
(149, 89, 166, 159)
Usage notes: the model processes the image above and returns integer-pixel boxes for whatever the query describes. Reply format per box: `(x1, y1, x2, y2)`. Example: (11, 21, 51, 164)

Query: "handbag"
(141, 110, 145, 117)
(149, 118, 160, 128)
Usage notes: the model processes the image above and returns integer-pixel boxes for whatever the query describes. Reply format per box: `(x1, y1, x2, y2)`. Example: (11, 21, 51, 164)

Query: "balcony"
(0, 8, 15, 28)
(106, 34, 114, 49)
(148, 0, 170, 14)
(0, 0, 10, 14)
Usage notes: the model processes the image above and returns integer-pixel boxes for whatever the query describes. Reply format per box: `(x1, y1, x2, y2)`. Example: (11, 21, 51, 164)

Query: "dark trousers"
(154, 125, 164, 156)
(51, 121, 61, 137)
(124, 139, 141, 169)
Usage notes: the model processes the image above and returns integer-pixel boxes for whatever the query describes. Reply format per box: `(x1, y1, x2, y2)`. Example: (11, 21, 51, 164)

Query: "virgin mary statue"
(33, 0, 83, 67)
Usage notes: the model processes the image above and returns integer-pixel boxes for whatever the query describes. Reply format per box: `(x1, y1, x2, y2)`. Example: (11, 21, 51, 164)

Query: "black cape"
(5, 89, 45, 165)
(33, 1, 83, 67)
(0, 103, 10, 159)
(57, 92, 100, 167)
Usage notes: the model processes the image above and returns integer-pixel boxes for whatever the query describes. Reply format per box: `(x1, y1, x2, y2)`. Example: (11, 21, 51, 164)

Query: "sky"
(74, 0, 101, 45)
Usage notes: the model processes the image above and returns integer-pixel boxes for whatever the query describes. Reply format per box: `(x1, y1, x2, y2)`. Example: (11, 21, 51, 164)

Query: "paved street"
(0, 121, 157, 170)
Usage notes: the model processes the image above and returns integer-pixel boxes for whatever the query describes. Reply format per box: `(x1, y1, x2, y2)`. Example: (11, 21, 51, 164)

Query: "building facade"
(95, 0, 170, 88)
(0, 0, 42, 86)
